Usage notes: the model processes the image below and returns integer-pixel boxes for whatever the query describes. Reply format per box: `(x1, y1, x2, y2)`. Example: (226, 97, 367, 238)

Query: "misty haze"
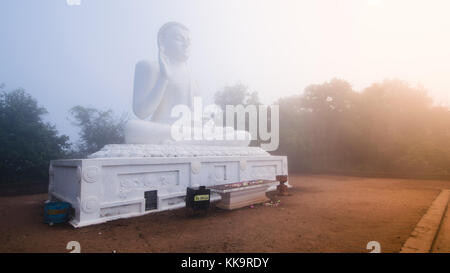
(1, 0, 450, 256)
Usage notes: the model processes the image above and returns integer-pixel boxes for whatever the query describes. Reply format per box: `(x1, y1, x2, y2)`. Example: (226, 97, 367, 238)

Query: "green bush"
(0, 88, 70, 182)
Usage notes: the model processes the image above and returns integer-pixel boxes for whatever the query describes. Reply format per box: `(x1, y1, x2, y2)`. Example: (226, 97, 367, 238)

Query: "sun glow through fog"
(367, 0, 382, 6)
(193, 0, 450, 106)
(1, 0, 450, 142)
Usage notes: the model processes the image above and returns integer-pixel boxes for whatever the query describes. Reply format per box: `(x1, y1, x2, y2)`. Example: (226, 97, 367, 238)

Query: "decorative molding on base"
(49, 154, 288, 227)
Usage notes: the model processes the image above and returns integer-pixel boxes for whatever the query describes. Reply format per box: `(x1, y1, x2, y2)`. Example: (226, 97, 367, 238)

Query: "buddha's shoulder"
(135, 60, 159, 73)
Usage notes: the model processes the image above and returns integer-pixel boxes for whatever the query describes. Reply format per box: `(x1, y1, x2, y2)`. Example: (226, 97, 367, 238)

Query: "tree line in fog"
(1, 78, 449, 183)
(276, 79, 450, 176)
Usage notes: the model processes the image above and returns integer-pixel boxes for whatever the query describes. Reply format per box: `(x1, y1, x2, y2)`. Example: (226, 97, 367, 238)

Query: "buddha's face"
(160, 26, 191, 63)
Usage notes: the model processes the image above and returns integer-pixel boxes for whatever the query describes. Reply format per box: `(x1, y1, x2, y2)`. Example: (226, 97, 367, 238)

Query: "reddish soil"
(1, 174, 449, 253)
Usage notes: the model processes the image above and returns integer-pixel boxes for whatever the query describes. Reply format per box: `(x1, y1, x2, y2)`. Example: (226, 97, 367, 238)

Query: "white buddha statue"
(124, 22, 251, 146)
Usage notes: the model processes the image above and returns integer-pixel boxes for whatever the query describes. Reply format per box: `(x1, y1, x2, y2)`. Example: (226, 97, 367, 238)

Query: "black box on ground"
(186, 186, 210, 211)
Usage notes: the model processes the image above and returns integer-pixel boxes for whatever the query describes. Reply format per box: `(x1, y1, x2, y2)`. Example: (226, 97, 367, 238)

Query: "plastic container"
(44, 201, 71, 225)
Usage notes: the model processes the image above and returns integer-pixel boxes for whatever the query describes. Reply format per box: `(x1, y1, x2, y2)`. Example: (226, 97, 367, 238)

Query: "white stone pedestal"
(49, 150, 288, 227)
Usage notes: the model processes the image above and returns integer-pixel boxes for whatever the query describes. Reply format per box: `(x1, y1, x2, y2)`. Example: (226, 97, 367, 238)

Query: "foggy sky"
(1, 0, 449, 143)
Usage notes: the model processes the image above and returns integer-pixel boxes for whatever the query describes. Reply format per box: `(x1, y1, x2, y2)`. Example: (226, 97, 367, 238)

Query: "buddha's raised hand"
(158, 49, 172, 80)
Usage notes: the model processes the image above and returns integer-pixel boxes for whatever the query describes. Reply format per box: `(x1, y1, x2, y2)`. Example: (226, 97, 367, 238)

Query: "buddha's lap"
(124, 120, 251, 145)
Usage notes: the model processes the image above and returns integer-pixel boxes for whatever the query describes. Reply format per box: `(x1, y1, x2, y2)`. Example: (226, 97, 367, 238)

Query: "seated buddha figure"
(124, 22, 251, 146)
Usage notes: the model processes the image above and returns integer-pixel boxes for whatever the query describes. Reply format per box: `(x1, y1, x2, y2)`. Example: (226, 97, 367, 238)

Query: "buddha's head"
(158, 22, 191, 63)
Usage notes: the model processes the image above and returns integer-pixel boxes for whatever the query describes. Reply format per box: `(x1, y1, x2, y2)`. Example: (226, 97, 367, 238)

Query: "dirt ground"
(1, 174, 449, 253)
